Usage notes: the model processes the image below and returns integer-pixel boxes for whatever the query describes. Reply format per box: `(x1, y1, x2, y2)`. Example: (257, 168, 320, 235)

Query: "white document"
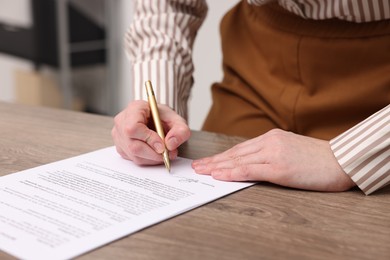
(0, 146, 253, 260)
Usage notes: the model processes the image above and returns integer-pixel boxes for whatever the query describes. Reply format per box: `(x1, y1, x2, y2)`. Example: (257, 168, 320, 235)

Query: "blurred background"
(0, 0, 237, 130)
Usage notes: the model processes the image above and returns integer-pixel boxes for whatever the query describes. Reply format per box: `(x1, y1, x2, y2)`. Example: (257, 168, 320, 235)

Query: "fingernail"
(193, 159, 203, 164)
(194, 163, 206, 172)
(153, 143, 164, 153)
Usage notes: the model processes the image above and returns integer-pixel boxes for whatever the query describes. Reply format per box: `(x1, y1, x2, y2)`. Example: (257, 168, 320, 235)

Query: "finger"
(192, 129, 286, 171)
(165, 125, 191, 151)
(132, 148, 179, 165)
(119, 119, 165, 154)
(115, 101, 166, 154)
(193, 140, 263, 168)
(210, 164, 273, 182)
(124, 139, 164, 162)
(158, 105, 191, 151)
(128, 103, 190, 152)
(131, 155, 163, 166)
(112, 123, 157, 161)
(133, 124, 166, 154)
(168, 149, 178, 160)
(115, 100, 150, 129)
(193, 152, 266, 174)
(125, 103, 189, 153)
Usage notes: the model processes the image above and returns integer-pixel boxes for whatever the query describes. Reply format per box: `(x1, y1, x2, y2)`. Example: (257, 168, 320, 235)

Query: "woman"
(112, 0, 390, 195)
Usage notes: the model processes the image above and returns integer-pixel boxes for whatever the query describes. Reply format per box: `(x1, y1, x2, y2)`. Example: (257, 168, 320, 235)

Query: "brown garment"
(202, 1, 390, 140)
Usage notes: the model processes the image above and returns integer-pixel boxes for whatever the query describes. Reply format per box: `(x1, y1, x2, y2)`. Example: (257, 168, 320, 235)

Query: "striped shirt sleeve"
(124, 0, 208, 119)
(248, 0, 390, 23)
(330, 105, 390, 195)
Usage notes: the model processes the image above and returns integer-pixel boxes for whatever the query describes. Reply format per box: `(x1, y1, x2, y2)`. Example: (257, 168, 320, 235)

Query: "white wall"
(0, 0, 32, 28)
(189, 0, 238, 130)
(116, 0, 134, 112)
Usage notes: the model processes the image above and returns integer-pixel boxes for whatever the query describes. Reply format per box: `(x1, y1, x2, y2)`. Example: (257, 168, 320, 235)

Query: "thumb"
(165, 126, 191, 151)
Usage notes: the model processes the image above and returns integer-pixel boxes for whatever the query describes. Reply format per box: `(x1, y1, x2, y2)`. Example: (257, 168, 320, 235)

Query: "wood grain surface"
(0, 101, 389, 260)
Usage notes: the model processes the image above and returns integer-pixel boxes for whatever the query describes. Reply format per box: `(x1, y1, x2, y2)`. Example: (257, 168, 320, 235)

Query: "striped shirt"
(330, 105, 390, 195)
(125, 0, 390, 194)
(126, 0, 390, 115)
(127, 0, 207, 118)
(250, 0, 390, 23)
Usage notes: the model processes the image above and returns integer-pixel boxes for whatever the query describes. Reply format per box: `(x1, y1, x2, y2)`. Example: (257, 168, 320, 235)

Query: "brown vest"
(202, 1, 390, 140)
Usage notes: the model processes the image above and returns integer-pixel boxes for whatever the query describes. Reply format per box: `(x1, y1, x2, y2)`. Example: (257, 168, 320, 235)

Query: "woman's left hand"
(192, 129, 355, 192)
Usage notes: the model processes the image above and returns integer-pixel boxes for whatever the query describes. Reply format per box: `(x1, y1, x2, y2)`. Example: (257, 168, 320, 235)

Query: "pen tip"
(165, 161, 171, 173)
(162, 151, 171, 173)
(164, 164, 171, 173)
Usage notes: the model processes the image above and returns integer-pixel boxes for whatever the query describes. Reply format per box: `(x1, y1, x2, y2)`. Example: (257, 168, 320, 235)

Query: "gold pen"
(145, 80, 171, 172)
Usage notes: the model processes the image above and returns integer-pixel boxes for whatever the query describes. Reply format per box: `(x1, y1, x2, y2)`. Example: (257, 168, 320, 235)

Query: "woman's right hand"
(111, 100, 191, 165)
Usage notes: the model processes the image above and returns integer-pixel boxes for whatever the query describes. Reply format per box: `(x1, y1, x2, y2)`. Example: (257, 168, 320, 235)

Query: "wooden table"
(0, 101, 389, 260)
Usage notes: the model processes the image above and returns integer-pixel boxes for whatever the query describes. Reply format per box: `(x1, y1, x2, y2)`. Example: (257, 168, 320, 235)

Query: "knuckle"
(124, 125, 137, 137)
(264, 129, 286, 144)
(233, 156, 243, 167)
(224, 170, 232, 180)
(144, 132, 153, 143)
(266, 129, 281, 139)
(238, 166, 250, 180)
(268, 128, 283, 135)
(228, 151, 238, 161)
(176, 126, 191, 140)
(131, 100, 147, 110)
(159, 103, 170, 110)
(176, 124, 188, 134)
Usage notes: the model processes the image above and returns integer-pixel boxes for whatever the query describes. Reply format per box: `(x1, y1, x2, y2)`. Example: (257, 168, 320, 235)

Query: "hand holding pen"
(111, 81, 191, 169)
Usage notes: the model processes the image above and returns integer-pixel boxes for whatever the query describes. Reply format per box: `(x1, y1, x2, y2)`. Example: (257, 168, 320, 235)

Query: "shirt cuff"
(132, 59, 193, 120)
(330, 105, 390, 195)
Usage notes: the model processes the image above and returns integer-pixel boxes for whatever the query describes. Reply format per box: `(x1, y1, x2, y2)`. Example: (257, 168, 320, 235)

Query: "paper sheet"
(0, 146, 253, 260)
